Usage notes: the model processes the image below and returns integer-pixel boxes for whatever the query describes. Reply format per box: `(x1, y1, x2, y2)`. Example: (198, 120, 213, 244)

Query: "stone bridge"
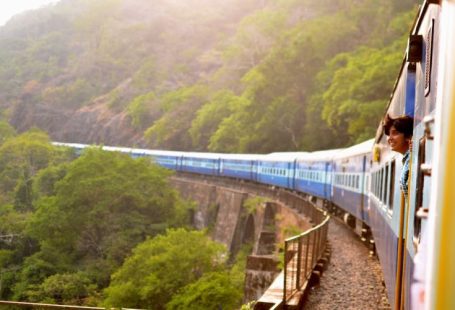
(171, 174, 314, 302)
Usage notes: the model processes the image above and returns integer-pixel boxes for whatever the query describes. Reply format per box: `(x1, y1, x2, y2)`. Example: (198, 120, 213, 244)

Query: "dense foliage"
(104, 229, 246, 309)
(0, 131, 247, 307)
(0, 0, 417, 152)
(0, 131, 200, 305)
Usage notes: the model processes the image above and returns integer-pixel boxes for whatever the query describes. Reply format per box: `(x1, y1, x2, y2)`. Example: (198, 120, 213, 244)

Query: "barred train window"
(388, 161, 395, 211)
(383, 165, 389, 203)
(424, 19, 434, 97)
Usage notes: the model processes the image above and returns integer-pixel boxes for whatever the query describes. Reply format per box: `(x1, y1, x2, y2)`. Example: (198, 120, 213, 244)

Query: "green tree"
(144, 85, 210, 150)
(126, 91, 158, 130)
(28, 148, 188, 267)
(189, 90, 245, 150)
(320, 42, 404, 144)
(103, 228, 227, 309)
(37, 273, 95, 305)
(166, 272, 242, 310)
(166, 244, 251, 310)
(0, 121, 16, 145)
(11, 147, 190, 301)
(0, 130, 68, 209)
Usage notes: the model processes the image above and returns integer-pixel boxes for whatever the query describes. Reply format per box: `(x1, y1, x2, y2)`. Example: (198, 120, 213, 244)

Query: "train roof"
(180, 152, 223, 159)
(261, 152, 309, 162)
(219, 153, 265, 160)
(296, 148, 345, 162)
(334, 139, 374, 159)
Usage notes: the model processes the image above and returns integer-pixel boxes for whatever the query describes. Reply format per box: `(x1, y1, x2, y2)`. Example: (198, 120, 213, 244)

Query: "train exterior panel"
(294, 150, 340, 200)
(294, 160, 327, 199)
(181, 153, 220, 176)
(219, 154, 261, 182)
(332, 140, 373, 222)
(257, 157, 295, 189)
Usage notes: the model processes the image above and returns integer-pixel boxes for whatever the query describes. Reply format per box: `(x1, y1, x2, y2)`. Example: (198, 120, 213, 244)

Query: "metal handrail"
(283, 208, 330, 303)
(0, 301, 144, 310)
(0, 301, 104, 309)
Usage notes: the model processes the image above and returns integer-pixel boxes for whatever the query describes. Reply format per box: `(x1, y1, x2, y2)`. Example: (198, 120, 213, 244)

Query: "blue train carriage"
(257, 153, 300, 190)
(332, 139, 373, 225)
(218, 153, 263, 182)
(294, 149, 340, 201)
(141, 149, 184, 171)
(180, 152, 221, 176)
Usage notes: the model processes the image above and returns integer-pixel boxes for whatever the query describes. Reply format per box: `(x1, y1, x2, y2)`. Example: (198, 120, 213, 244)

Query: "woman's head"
(383, 114, 414, 154)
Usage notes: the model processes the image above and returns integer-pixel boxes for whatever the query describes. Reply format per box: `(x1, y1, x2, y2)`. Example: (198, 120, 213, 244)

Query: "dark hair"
(383, 114, 414, 138)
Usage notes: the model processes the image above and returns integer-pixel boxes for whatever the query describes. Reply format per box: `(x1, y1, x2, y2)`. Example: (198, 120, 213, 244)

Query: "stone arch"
(257, 202, 277, 255)
(263, 202, 276, 231)
(242, 214, 256, 245)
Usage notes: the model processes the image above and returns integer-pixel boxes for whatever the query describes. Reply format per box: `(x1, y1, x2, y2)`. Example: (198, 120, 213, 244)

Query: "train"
(53, 0, 455, 309)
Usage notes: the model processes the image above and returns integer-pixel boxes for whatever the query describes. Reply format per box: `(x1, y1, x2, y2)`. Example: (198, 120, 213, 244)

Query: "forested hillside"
(0, 0, 417, 152)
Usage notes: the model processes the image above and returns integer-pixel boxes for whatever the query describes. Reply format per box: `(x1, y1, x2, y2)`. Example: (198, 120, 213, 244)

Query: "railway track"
(304, 218, 390, 309)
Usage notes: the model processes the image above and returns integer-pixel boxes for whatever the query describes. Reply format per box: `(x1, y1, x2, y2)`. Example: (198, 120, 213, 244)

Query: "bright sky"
(0, 0, 58, 26)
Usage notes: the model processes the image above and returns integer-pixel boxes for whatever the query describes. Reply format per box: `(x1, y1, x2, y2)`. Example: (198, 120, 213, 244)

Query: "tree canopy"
(0, 132, 193, 304)
(103, 228, 231, 309)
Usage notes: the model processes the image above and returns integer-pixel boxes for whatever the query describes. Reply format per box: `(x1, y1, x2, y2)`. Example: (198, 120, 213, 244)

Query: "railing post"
(296, 236, 302, 289)
(311, 231, 317, 268)
(304, 234, 310, 278)
(283, 240, 288, 303)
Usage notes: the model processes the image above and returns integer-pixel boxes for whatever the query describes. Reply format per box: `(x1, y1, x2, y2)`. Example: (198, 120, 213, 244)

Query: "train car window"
(383, 165, 389, 204)
(379, 169, 384, 204)
(376, 170, 380, 200)
(375, 172, 378, 197)
(388, 161, 395, 211)
(372, 173, 375, 196)
(414, 138, 426, 241)
(424, 19, 434, 97)
(376, 172, 380, 197)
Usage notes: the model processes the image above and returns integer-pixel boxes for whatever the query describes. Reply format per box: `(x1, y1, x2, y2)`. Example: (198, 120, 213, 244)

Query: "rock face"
(10, 93, 146, 147)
